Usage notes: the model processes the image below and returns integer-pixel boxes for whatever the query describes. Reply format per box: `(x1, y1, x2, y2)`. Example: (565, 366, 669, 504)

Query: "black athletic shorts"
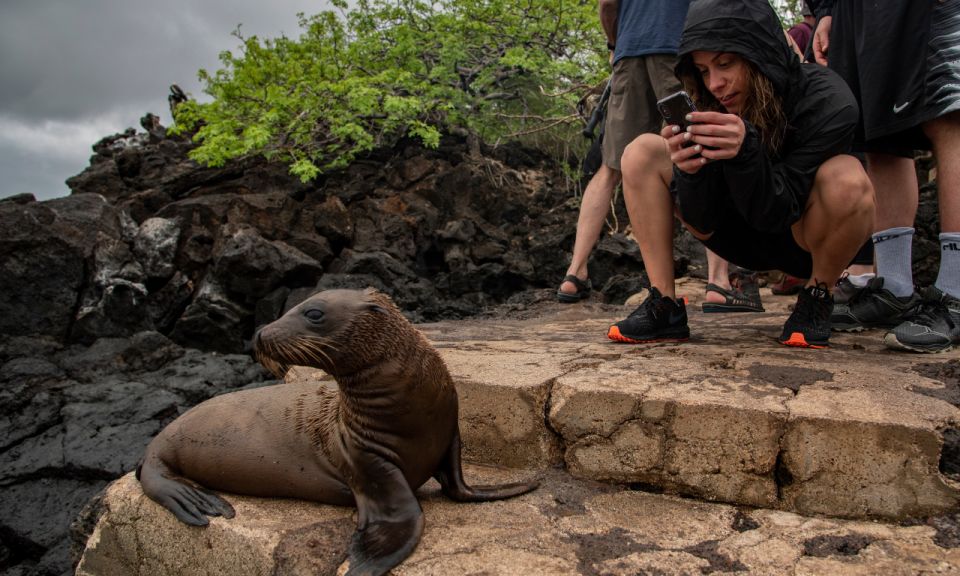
(698, 204, 813, 280)
(829, 0, 960, 156)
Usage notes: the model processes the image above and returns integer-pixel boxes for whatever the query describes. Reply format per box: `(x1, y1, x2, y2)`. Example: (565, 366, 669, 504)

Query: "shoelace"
(627, 295, 657, 318)
(628, 292, 674, 319)
(834, 273, 854, 291)
(795, 283, 831, 325)
(913, 296, 956, 330)
(844, 279, 882, 306)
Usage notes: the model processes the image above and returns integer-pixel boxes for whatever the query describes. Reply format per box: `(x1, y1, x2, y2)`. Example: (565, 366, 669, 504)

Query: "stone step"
(283, 285, 959, 521)
(409, 283, 960, 521)
(77, 468, 960, 575)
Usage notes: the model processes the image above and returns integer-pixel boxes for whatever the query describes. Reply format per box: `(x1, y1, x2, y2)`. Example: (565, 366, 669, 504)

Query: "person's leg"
(704, 248, 730, 293)
(781, 154, 874, 348)
(884, 0, 960, 351)
(561, 56, 660, 300)
(885, 112, 960, 352)
(559, 164, 621, 295)
(607, 133, 689, 343)
(621, 134, 676, 297)
(700, 248, 762, 312)
(867, 153, 918, 297)
(831, 152, 922, 330)
(793, 155, 875, 289)
(926, 111, 960, 295)
(870, 153, 919, 230)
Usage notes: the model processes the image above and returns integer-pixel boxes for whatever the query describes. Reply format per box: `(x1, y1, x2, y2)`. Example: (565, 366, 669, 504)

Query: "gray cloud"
(0, 0, 329, 200)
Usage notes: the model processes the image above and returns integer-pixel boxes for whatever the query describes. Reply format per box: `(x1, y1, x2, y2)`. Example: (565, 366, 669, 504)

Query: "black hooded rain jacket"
(671, 0, 859, 237)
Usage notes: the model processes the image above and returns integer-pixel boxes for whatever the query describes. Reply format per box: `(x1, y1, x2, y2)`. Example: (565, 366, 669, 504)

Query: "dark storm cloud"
(0, 0, 330, 200)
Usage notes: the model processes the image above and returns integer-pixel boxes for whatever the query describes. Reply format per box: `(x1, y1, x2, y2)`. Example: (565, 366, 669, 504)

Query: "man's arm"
(599, 0, 618, 48)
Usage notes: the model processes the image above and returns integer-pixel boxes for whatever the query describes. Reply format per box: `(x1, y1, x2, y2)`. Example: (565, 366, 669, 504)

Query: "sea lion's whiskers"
(258, 354, 286, 379)
(282, 340, 309, 366)
(300, 344, 328, 367)
(303, 335, 340, 353)
(300, 338, 335, 367)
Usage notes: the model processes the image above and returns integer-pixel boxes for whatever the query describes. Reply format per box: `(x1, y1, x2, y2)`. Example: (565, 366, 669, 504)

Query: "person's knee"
(814, 156, 875, 221)
(588, 162, 620, 193)
(621, 133, 665, 188)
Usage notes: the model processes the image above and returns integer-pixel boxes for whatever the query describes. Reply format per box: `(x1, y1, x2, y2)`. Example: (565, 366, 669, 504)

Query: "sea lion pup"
(137, 287, 538, 576)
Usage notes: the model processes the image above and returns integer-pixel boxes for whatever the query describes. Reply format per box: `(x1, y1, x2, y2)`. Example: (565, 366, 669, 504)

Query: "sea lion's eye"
(304, 309, 325, 323)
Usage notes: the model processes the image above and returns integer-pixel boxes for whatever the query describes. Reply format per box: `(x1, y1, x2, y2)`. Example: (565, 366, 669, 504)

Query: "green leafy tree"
(770, 0, 805, 27)
(172, 0, 607, 182)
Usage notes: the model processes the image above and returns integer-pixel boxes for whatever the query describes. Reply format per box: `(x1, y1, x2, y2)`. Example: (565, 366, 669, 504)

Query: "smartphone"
(656, 90, 697, 131)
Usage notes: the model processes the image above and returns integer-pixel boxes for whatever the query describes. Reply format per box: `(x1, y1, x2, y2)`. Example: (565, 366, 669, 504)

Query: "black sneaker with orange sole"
(779, 282, 833, 349)
(608, 287, 690, 343)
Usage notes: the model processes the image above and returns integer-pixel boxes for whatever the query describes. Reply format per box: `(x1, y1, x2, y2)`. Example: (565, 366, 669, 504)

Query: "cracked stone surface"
(417, 282, 960, 520)
(77, 468, 960, 575)
(76, 281, 960, 573)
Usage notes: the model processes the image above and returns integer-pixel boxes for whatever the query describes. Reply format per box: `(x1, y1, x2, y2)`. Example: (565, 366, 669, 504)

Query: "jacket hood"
(676, 0, 800, 98)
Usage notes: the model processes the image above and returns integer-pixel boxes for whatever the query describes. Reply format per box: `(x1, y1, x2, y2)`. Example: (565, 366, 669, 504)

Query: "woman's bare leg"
(620, 134, 676, 297)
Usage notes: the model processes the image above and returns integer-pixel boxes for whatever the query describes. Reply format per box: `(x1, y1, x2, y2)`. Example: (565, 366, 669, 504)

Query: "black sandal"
(702, 283, 764, 313)
(557, 274, 591, 303)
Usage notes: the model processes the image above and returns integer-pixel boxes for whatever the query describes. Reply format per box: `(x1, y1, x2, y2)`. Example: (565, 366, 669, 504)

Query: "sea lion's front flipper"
(341, 461, 424, 576)
(433, 428, 539, 502)
(137, 461, 235, 526)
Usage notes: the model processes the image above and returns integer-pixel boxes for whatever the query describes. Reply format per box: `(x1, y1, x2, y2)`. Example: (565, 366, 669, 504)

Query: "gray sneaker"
(833, 273, 873, 305)
(884, 286, 960, 353)
(830, 277, 920, 332)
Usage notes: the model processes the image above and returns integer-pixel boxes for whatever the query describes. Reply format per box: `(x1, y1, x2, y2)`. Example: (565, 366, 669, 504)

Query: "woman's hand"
(663, 111, 745, 174)
(660, 122, 706, 174)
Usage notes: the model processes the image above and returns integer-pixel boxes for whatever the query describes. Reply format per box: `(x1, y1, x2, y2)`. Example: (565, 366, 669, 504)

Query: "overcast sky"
(0, 0, 333, 201)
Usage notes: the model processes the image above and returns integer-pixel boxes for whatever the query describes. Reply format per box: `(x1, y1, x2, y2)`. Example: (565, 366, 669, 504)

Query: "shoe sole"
(607, 325, 689, 344)
(779, 332, 828, 349)
(831, 320, 904, 333)
(882, 332, 954, 353)
(702, 303, 764, 313)
(557, 292, 588, 303)
(831, 323, 867, 333)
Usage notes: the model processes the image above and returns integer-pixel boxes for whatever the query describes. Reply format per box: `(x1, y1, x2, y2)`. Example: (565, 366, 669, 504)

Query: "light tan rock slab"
(77, 469, 960, 575)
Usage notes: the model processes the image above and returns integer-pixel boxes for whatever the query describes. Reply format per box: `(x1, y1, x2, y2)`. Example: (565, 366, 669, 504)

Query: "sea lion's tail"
(433, 428, 539, 502)
(442, 478, 541, 502)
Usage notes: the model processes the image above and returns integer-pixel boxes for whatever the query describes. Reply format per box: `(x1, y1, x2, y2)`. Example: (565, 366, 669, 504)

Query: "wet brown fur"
(138, 288, 536, 576)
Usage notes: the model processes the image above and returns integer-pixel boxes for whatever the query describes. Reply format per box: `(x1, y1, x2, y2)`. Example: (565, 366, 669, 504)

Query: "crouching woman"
(607, 0, 874, 349)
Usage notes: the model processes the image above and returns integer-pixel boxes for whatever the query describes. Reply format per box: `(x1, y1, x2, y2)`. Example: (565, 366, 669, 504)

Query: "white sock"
(872, 227, 914, 297)
(846, 272, 875, 288)
(935, 232, 960, 300)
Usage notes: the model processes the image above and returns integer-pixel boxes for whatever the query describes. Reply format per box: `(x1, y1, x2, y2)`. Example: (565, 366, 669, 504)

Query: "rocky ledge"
(76, 283, 960, 574)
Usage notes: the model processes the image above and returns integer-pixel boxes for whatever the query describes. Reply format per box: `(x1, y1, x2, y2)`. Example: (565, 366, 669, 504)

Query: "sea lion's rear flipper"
(341, 461, 424, 576)
(434, 428, 539, 502)
(137, 460, 235, 526)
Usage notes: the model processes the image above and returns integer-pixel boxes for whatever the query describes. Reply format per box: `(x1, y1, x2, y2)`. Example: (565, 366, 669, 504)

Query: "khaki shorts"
(602, 54, 682, 171)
